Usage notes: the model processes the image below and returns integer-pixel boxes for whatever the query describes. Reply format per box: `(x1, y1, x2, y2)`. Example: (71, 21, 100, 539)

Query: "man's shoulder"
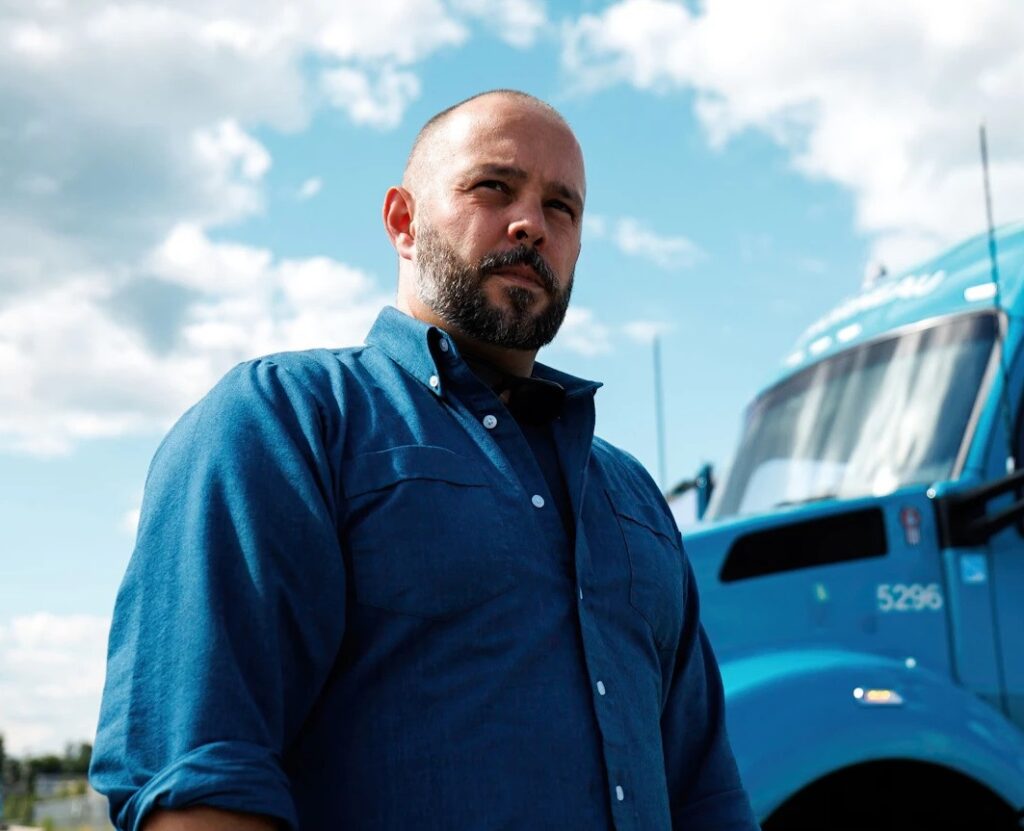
(159, 346, 377, 464)
(211, 345, 373, 401)
(591, 436, 664, 505)
(172, 346, 372, 437)
(237, 344, 369, 379)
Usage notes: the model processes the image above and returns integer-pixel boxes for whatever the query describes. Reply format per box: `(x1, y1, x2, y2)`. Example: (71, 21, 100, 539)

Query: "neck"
(456, 338, 536, 377)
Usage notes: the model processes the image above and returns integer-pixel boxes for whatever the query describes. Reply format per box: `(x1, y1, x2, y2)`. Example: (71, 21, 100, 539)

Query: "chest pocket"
(342, 445, 514, 619)
(606, 488, 685, 651)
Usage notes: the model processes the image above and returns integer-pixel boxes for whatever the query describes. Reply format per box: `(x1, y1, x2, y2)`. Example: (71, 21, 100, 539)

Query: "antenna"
(979, 123, 1015, 473)
(653, 334, 667, 489)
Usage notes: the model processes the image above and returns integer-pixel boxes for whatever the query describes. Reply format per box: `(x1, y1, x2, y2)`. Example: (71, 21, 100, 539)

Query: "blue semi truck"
(675, 223, 1024, 829)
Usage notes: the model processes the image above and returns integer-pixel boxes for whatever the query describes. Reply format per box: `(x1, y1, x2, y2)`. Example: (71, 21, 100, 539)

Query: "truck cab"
(679, 223, 1024, 829)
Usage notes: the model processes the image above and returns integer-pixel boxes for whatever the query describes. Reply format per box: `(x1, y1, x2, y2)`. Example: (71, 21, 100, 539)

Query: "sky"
(1, 0, 1023, 756)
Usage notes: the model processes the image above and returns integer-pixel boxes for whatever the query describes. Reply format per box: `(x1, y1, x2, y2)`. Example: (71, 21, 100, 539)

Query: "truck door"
(939, 505, 1010, 716)
(986, 340, 1024, 728)
(941, 328, 1024, 728)
(987, 514, 1024, 725)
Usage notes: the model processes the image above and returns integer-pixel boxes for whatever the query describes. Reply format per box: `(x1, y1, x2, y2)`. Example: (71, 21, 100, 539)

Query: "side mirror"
(935, 467, 1024, 547)
(695, 462, 715, 519)
(666, 462, 716, 520)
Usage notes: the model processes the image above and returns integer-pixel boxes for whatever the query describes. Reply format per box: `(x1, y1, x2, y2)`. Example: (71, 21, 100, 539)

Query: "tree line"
(1, 734, 93, 825)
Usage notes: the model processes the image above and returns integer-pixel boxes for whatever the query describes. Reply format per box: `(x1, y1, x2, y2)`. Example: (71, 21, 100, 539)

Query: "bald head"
(403, 90, 582, 196)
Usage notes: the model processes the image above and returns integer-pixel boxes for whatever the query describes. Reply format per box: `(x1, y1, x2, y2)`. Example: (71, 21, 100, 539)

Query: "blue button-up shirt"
(91, 306, 757, 831)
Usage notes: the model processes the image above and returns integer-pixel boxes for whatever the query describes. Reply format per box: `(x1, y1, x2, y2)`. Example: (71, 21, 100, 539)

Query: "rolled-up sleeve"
(660, 543, 760, 831)
(90, 358, 347, 831)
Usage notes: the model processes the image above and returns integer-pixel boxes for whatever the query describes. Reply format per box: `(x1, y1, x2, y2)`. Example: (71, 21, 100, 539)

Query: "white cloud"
(8, 21, 65, 62)
(297, 176, 323, 200)
(563, 0, 696, 93)
(0, 613, 110, 755)
(0, 1, 478, 272)
(585, 213, 704, 269)
(583, 213, 608, 238)
(613, 217, 704, 269)
(563, 0, 1024, 269)
(622, 319, 670, 344)
(0, 227, 390, 455)
(453, 0, 548, 48)
(194, 119, 271, 182)
(556, 306, 612, 356)
(313, 1, 468, 64)
(150, 222, 273, 294)
(321, 65, 422, 130)
(190, 119, 272, 225)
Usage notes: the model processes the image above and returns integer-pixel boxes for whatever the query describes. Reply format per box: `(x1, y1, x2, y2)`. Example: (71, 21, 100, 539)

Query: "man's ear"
(383, 186, 416, 261)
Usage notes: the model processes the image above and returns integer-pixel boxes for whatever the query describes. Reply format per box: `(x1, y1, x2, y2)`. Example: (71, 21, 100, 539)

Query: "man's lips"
(490, 265, 545, 290)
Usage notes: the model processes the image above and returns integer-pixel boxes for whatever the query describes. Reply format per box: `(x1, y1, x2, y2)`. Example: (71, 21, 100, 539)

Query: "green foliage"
(30, 754, 64, 776)
(0, 736, 94, 823)
(63, 742, 92, 775)
(2, 789, 34, 824)
(15, 741, 93, 780)
(52, 778, 90, 799)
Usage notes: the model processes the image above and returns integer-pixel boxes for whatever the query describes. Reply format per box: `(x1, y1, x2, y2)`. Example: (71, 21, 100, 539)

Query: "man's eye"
(477, 180, 509, 193)
(547, 200, 576, 219)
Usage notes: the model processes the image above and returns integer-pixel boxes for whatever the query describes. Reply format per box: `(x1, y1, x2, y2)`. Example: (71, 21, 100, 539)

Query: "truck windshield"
(709, 312, 998, 519)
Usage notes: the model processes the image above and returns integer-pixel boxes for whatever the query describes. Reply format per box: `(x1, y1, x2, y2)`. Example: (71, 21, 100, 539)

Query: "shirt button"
(531, 494, 545, 508)
(596, 680, 606, 696)
(428, 375, 439, 389)
(482, 414, 498, 429)
(615, 785, 625, 802)
(438, 339, 449, 352)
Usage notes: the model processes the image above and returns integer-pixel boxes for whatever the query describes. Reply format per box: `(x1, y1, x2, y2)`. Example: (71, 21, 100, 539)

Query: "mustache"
(478, 245, 557, 293)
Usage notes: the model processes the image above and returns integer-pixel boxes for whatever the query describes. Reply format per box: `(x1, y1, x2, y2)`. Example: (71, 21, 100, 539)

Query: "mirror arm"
(946, 467, 1024, 507)
(938, 467, 1024, 546)
(961, 497, 1024, 545)
(665, 478, 697, 499)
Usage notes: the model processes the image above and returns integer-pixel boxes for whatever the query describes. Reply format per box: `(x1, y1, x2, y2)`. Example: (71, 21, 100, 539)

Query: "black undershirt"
(462, 356, 574, 539)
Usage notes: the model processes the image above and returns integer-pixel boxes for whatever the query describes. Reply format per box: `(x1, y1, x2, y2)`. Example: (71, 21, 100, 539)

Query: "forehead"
(432, 99, 586, 195)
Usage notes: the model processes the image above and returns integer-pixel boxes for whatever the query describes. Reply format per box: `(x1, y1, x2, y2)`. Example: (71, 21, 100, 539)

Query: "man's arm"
(90, 358, 347, 830)
(661, 547, 760, 830)
(144, 807, 278, 831)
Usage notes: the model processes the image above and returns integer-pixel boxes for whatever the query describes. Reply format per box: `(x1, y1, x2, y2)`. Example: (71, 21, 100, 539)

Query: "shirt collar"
(365, 306, 603, 400)
(530, 360, 602, 400)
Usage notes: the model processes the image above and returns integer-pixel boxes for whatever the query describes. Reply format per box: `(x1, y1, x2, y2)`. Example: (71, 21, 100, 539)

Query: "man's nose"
(507, 205, 545, 247)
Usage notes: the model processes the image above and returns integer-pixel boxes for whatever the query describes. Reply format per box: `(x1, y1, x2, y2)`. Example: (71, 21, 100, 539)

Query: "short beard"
(414, 223, 573, 351)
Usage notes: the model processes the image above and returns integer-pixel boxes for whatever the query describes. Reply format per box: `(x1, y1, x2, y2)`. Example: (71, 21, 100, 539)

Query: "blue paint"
(680, 224, 1024, 823)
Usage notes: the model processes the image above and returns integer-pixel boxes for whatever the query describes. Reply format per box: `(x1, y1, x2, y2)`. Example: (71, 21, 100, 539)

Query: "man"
(91, 90, 758, 831)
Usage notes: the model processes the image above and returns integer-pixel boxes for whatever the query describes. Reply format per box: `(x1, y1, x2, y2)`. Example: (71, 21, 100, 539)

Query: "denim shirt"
(91, 306, 757, 831)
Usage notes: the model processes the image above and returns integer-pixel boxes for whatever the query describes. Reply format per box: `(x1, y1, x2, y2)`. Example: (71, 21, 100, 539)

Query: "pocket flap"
(605, 487, 678, 545)
(344, 445, 486, 497)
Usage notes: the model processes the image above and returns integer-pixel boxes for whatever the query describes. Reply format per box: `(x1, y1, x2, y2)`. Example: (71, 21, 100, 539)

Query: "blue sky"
(2, 0, 1022, 754)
